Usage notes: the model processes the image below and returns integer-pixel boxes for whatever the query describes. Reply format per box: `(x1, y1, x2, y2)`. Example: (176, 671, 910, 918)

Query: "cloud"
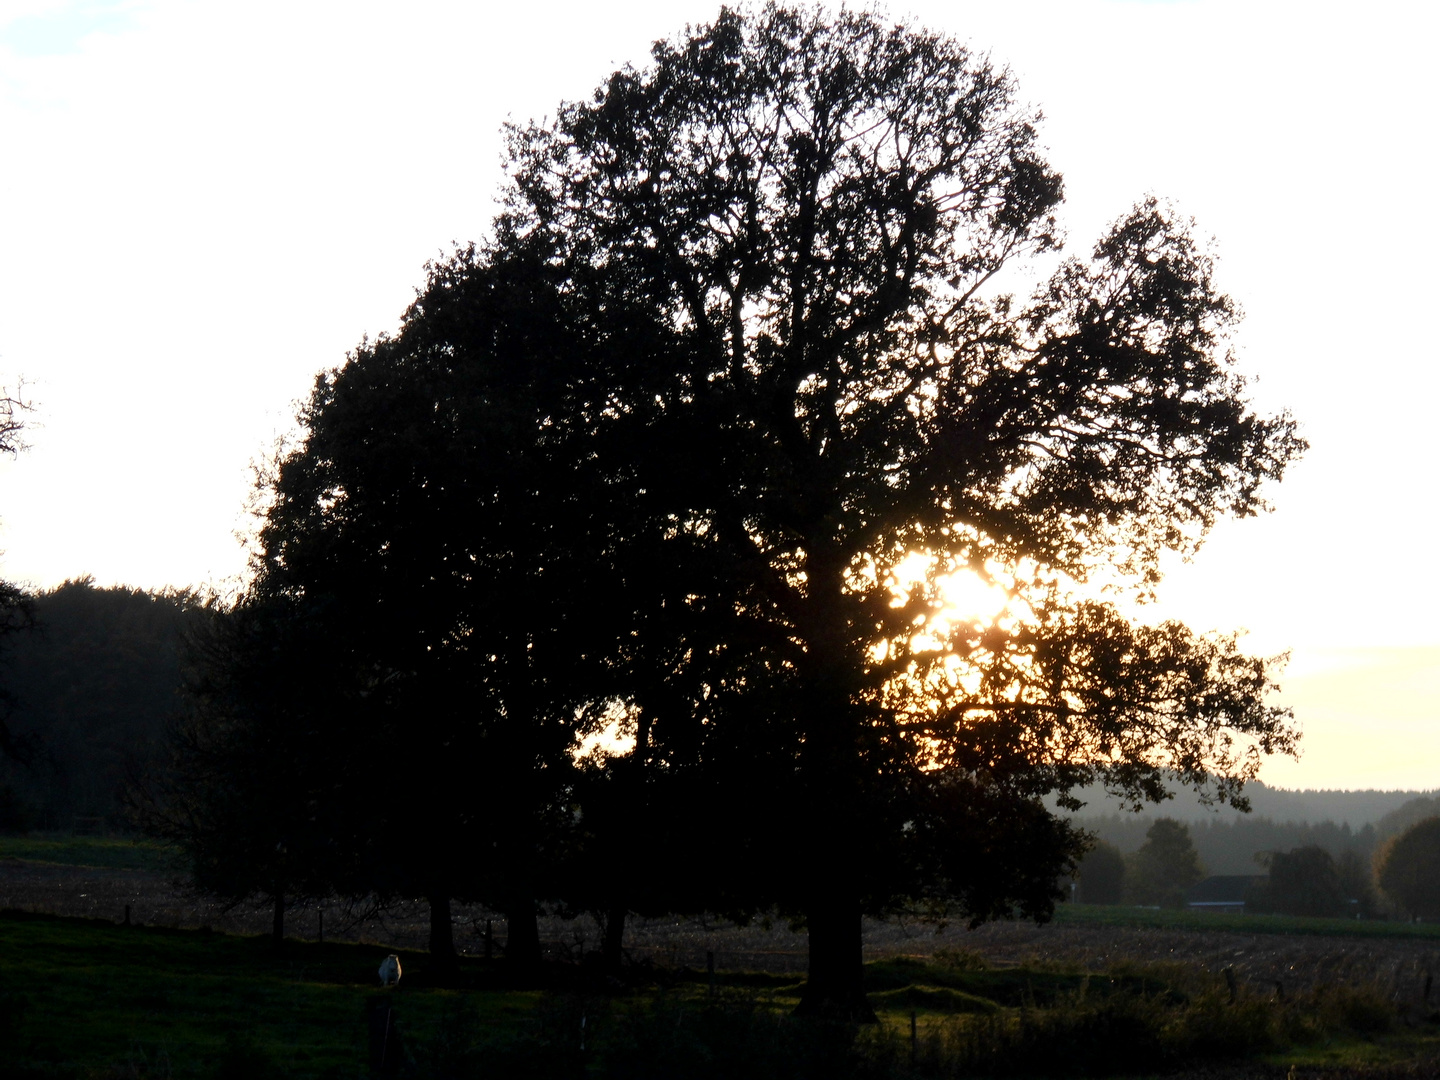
(0, 0, 139, 58)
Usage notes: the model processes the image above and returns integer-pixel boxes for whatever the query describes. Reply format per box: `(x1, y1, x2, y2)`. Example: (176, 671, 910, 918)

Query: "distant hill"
(1067, 781, 1438, 829)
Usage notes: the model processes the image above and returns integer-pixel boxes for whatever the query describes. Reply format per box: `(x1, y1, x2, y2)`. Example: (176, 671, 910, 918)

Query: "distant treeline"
(1077, 796, 1440, 876)
(1068, 783, 1440, 830)
(0, 579, 205, 831)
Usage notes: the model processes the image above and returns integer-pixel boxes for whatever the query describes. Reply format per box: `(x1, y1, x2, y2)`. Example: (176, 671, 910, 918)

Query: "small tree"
(1376, 817, 1440, 920)
(1126, 819, 1204, 907)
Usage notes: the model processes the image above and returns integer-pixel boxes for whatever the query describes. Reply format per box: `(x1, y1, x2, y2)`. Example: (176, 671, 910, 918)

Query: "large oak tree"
(500, 6, 1304, 1015)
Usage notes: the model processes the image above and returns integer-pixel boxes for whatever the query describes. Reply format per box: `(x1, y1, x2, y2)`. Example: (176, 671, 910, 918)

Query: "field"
(5, 838, 1440, 1078)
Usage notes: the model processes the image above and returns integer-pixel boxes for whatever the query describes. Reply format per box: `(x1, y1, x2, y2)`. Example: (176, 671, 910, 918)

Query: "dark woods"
(127, 7, 1303, 1016)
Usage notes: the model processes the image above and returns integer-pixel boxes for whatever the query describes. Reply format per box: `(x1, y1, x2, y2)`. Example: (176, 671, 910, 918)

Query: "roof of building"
(1187, 875, 1265, 904)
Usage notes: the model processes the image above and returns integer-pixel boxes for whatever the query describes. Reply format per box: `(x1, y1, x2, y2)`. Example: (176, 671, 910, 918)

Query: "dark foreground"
(5, 847, 1440, 1077)
(2, 905, 1440, 1079)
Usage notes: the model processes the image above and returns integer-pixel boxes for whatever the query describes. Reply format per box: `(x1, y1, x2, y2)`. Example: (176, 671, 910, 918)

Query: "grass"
(0, 908, 538, 1078)
(1, 906, 1436, 1078)
(0, 832, 177, 872)
(1053, 901, 1440, 940)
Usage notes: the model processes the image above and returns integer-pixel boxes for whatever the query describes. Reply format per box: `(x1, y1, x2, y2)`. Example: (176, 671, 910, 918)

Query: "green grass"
(2, 908, 1434, 1078)
(0, 832, 178, 872)
(1052, 901, 1440, 940)
(0, 909, 537, 1078)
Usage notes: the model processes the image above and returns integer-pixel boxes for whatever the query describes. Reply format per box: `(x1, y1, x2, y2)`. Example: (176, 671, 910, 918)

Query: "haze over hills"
(1069, 781, 1438, 830)
(1070, 782, 1440, 876)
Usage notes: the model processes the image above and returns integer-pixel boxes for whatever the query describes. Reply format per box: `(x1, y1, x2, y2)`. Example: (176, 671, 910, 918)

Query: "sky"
(0, 0, 1435, 790)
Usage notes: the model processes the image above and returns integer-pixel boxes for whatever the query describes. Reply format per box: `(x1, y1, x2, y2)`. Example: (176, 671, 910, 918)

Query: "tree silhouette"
(1247, 845, 1347, 917)
(1077, 840, 1126, 905)
(0, 386, 35, 766)
(131, 595, 350, 949)
(498, 7, 1302, 1014)
(221, 244, 612, 974)
(1, 579, 205, 830)
(1126, 819, 1205, 907)
(1376, 817, 1440, 920)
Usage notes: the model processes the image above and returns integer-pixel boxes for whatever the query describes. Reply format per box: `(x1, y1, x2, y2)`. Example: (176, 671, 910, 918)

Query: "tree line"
(11, 9, 1309, 1017)
(1076, 806, 1440, 921)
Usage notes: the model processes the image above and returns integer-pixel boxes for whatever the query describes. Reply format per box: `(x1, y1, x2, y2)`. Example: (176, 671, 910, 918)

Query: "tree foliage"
(1375, 817, 1440, 920)
(163, 6, 1304, 1012)
(0, 385, 37, 768)
(1125, 819, 1204, 907)
(1076, 840, 1126, 905)
(0, 579, 203, 830)
(1246, 845, 1348, 918)
(499, 5, 1301, 1011)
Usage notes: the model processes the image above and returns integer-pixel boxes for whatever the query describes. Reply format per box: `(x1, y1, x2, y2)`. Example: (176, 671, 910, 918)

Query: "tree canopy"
(171, 5, 1304, 1014)
(1124, 819, 1205, 908)
(498, 5, 1301, 1013)
(1375, 817, 1440, 920)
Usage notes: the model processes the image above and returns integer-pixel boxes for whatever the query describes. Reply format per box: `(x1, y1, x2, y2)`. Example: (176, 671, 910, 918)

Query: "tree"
(1376, 797, 1440, 842)
(1076, 840, 1126, 905)
(2, 579, 205, 830)
(1246, 845, 1346, 918)
(1336, 849, 1379, 918)
(0, 386, 35, 767)
(501, 7, 1302, 1014)
(220, 243, 611, 975)
(131, 595, 349, 949)
(1375, 817, 1440, 920)
(1125, 819, 1205, 907)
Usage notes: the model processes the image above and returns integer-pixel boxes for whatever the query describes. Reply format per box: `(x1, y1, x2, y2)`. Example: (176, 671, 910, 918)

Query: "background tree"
(1, 579, 204, 831)
(0, 386, 35, 767)
(1246, 845, 1346, 917)
(503, 6, 1302, 1014)
(1125, 819, 1205, 908)
(1375, 817, 1440, 920)
(131, 594, 349, 948)
(1335, 849, 1379, 918)
(1076, 840, 1126, 905)
(1375, 797, 1440, 843)
(199, 242, 612, 975)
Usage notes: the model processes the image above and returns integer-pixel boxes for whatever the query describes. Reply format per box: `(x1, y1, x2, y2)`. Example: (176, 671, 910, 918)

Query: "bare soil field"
(3, 857, 1436, 1008)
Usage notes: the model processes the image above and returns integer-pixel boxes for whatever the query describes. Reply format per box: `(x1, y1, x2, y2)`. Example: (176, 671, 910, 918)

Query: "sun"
(886, 551, 1013, 639)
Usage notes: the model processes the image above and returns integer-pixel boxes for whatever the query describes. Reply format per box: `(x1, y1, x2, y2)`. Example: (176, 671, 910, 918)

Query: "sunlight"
(886, 551, 1014, 638)
(572, 701, 638, 764)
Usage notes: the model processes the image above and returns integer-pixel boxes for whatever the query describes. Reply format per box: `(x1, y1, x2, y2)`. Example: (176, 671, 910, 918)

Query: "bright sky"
(0, 0, 1435, 789)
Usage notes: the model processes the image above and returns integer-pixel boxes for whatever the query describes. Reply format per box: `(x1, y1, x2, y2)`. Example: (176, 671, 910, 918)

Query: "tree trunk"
(428, 893, 458, 978)
(271, 890, 284, 950)
(793, 556, 875, 1022)
(795, 892, 874, 1022)
(602, 905, 627, 974)
(505, 894, 542, 976)
(599, 707, 648, 976)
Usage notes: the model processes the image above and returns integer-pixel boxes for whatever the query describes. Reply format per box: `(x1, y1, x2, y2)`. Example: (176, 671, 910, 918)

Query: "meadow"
(5, 907, 1440, 1079)
(5, 836, 1440, 1078)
